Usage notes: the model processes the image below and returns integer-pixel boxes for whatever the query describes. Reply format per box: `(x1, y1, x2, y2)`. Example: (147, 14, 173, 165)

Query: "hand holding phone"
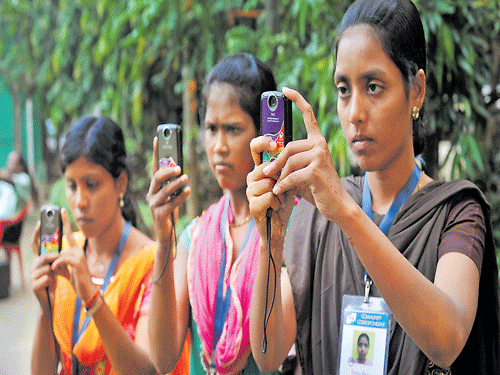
(157, 124, 183, 196)
(260, 91, 293, 163)
(40, 204, 63, 255)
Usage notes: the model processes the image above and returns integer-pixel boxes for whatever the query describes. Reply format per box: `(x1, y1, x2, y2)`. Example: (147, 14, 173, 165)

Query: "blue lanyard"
(71, 221, 131, 374)
(361, 164, 421, 301)
(211, 196, 255, 368)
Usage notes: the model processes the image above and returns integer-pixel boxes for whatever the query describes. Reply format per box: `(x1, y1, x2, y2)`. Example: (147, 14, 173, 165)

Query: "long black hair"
(60, 115, 137, 226)
(335, 0, 426, 156)
(201, 52, 277, 131)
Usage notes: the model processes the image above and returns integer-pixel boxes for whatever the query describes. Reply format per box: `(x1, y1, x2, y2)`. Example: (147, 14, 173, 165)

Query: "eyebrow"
(205, 121, 241, 128)
(334, 68, 387, 83)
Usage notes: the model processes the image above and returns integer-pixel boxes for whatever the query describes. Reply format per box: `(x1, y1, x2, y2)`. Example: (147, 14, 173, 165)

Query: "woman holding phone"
(30, 116, 171, 374)
(147, 53, 286, 374)
(247, 0, 499, 374)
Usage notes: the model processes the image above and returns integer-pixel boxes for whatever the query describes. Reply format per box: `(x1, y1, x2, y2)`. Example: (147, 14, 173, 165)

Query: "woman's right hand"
(30, 222, 58, 311)
(147, 136, 190, 246)
(247, 137, 296, 255)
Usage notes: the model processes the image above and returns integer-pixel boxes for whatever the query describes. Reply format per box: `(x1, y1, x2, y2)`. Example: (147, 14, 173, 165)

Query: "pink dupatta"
(187, 194, 260, 374)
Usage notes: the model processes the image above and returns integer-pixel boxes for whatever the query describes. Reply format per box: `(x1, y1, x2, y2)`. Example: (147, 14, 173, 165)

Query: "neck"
(228, 187, 250, 222)
(87, 215, 126, 258)
(367, 155, 416, 215)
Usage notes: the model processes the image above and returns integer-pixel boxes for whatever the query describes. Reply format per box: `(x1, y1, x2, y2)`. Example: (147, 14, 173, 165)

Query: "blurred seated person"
(0, 150, 35, 220)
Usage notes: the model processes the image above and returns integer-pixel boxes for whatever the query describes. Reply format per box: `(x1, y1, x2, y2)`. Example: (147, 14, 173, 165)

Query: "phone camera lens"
(47, 209, 53, 218)
(163, 128, 171, 138)
(268, 94, 278, 111)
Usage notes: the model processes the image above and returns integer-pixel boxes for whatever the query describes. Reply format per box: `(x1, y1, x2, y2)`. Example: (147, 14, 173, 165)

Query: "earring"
(119, 195, 124, 208)
(412, 106, 420, 120)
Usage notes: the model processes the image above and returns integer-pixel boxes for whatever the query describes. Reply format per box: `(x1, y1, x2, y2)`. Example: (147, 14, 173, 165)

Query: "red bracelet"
(85, 287, 101, 310)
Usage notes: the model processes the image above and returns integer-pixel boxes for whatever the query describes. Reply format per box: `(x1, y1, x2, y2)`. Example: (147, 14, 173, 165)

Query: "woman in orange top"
(30, 116, 189, 375)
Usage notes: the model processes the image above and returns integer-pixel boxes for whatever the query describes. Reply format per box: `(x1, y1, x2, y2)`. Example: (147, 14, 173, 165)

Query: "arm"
(338, 206, 479, 368)
(147, 136, 191, 373)
(0, 169, 14, 184)
(31, 223, 59, 375)
(265, 88, 480, 368)
(148, 239, 190, 373)
(88, 294, 157, 375)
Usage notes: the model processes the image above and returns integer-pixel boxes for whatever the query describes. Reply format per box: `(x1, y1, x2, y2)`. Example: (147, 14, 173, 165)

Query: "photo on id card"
(338, 295, 391, 375)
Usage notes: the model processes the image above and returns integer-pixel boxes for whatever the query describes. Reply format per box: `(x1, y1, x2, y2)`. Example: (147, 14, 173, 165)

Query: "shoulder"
(424, 179, 490, 213)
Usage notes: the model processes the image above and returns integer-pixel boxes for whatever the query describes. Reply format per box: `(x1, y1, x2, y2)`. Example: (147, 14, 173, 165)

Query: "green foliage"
(417, 0, 500, 179)
(48, 177, 77, 231)
(1, 0, 500, 263)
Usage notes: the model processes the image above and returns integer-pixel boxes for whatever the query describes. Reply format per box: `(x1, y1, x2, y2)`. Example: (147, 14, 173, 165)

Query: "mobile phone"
(40, 205, 63, 255)
(157, 124, 183, 195)
(260, 91, 293, 163)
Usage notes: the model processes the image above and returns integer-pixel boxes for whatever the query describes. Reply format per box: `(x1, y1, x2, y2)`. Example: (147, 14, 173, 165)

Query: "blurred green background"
(1, 0, 499, 274)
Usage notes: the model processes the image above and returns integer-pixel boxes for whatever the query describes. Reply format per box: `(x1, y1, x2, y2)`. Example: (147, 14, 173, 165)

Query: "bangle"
(84, 287, 100, 310)
(85, 289, 103, 317)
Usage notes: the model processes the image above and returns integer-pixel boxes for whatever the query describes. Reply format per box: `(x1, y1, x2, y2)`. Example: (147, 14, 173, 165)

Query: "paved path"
(0, 210, 39, 375)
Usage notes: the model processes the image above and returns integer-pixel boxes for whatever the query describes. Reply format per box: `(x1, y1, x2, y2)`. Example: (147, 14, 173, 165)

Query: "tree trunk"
(12, 83, 22, 152)
(182, 65, 200, 219)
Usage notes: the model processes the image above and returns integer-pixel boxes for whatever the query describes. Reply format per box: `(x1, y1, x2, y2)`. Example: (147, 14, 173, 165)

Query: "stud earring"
(119, 195, 124, 208)
(412, 106, 420, 120)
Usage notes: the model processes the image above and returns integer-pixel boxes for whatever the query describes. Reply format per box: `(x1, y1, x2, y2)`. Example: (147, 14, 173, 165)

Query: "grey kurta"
(284, 177, 499, 374)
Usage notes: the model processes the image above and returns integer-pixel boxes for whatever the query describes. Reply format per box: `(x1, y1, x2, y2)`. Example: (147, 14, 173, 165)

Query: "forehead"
(206, 82, 240, 110)
(64, 156, 111, 179)
(334, 24, 397, 79)
(205, 82, 253, 125)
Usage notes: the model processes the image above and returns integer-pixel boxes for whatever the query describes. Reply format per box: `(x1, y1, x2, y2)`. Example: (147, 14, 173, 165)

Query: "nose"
(75, 187, 89, 210)
(213, 130, 228, 153)
(348, 90, 367, 125)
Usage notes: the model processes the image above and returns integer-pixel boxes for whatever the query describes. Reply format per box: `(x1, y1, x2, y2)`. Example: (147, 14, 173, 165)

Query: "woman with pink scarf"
(147, 53, 283, 375)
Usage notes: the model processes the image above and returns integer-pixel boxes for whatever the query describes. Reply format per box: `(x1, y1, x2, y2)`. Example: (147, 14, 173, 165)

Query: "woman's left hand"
(50, 208, 96, 302)
(147, 137, 190, 246)
(263, 87, 355, 222)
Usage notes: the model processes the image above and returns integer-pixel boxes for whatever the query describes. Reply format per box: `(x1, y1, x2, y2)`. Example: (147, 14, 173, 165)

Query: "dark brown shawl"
(284, 177, 499, 374)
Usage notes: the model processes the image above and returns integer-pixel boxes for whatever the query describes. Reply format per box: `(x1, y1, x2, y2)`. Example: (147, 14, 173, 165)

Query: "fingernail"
(263, 165, 271, 175)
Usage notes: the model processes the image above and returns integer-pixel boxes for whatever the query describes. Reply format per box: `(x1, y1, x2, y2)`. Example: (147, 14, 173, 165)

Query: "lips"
(214, 162, 232, 172)
(351, 134, 374, 152)
(76, 217, 93, 225)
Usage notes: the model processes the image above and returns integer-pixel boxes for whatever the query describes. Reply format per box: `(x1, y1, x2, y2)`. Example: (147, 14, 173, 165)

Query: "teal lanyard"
(71, 221, 131, 375)
(361, 164, 421, 301)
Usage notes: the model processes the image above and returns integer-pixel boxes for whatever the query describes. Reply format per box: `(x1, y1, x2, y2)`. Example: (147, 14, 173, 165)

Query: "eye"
(226, 125, 238, 133)
(86, 180, 99, 190)
(206, 123, 217, 133)
(66, 180, 77, 191)
(336, 84, 350, 98)
(367, 82, 383, 95)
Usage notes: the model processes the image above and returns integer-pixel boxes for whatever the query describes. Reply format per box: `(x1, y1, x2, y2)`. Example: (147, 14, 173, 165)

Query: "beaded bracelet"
(84, 288, 103, 317)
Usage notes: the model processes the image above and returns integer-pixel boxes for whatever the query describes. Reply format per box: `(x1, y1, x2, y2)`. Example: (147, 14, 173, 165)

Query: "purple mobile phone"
(260, 91, 292, 163)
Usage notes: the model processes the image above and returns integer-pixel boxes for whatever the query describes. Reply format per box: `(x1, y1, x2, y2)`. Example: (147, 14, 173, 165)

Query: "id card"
(338, 295, 391, 375)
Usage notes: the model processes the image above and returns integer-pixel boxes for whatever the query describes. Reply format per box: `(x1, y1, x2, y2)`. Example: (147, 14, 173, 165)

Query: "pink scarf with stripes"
(187, 194, 260, 374)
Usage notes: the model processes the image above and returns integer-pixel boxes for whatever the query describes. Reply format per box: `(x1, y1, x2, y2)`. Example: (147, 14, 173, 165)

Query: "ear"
(411, 69, 426, 109)
(115, 171, 128, 198)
